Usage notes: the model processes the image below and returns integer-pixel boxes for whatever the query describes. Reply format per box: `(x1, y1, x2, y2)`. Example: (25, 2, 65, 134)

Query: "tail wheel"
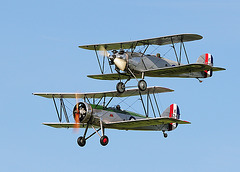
(116, 82, 125, 93)
(163, 133, 168, 138)
(138, 80, 147, 91)
(100, 135, 109, 146)
(77, 136, 86, 147)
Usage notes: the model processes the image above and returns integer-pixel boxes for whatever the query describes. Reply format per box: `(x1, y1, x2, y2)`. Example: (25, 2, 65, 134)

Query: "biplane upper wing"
(104, 117, 191, 130)
(79, 34, 202, 51)
(143, 64, 226, 77)
(33, 86, 173, 99)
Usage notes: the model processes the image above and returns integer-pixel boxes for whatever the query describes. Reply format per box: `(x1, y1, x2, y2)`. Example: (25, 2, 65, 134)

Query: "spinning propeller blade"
(99, 46, 110, 57)
(73, 93, 80, 133)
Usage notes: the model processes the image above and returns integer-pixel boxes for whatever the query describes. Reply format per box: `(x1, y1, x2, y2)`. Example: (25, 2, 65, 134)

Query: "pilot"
(116, 105, 121, 110)
(156, 53, 161, 58)
(112, 50, 118, 54)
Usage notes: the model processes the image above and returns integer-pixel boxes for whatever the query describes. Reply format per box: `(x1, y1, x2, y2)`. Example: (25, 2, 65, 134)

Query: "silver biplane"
(79, 34, 225, 93)
(33, 86, 190, 147)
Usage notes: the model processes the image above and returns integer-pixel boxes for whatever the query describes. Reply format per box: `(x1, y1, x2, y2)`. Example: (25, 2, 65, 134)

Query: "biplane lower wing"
(43, 122, 88, 128)
(87, 64, 226, 80)
(87, 73, 133, 80)
(43, 118, 190, 130)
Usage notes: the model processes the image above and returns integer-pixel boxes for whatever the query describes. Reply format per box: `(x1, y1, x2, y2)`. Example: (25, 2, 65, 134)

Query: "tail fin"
(161, 104, 180, 131)
(196, 53, 213, 78)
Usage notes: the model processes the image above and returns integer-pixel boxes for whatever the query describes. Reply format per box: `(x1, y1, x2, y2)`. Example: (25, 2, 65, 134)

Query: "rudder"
(197, 53, 213, 78)
(161, 104, 180, 131)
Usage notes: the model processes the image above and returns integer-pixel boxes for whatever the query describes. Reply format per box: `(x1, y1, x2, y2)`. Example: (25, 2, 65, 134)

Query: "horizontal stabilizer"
(211, 66, 226, 71)
(33, 86, 173, 99)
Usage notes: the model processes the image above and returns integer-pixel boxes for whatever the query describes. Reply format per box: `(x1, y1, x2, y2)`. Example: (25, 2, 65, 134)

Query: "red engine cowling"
(73, 102, 93, 123)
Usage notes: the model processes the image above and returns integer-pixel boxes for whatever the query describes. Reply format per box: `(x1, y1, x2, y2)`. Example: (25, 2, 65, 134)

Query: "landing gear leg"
(99, 119, 109, 146)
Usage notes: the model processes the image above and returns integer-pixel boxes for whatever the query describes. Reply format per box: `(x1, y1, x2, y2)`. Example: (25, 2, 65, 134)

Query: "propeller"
(73, 93, 80, 133)
(99, 46, 127, 72)
(99, 46, 110, 57)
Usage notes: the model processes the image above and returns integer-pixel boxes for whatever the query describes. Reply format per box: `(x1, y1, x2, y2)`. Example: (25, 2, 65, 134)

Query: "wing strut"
(94, 45, 104, 74)
(153, 93, 161, 117)
(171, 37, 180, 65)
(141, 43, 150, 57)
(182, 42, 190, 64)
(53, 96, 62, 122)
(52, 96, 69, 123)
(139, 90, 148, 117)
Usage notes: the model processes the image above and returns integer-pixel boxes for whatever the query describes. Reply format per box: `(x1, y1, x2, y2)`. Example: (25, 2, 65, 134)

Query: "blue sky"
(0, 0, 239, 171)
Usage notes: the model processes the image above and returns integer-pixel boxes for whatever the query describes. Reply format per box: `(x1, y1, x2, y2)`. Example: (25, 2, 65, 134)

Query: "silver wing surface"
(87, 64, 226, 80)
(33, 86, 173, 99)
(79, 34, 202, 51)
(143, 64, 226, 77)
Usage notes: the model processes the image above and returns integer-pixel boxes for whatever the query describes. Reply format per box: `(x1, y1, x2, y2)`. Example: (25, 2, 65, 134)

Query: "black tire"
(138, 80, 147, 91)
(100, 135, 109, 146)
(163, 133, 168, 138)
(77, 136, 86, 147)
(116, 82, 125, 93)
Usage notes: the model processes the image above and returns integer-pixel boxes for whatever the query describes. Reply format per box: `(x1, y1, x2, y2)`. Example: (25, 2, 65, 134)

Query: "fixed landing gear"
(116, 79, 147, 93)
(138, 80, 147, 91)
(76, 120, 109, 147)
(116, 82, 125, 93)
(77, 136, 86, 147)
(100, 135, 109, 146)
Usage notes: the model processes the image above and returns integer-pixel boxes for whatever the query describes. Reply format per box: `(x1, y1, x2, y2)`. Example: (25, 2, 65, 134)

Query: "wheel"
(100, 135, 109, 146)
(116, 82, 125, 93)
(163, 133, 168, 138)
(138, 80, 147, 91)
(77, 136, 86, 147)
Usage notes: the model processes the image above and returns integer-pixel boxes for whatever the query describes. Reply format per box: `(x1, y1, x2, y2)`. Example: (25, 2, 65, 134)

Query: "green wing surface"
(87, 73, 133, 80)
(104, 117, 191, 130)
(43, 123, 88, 128)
